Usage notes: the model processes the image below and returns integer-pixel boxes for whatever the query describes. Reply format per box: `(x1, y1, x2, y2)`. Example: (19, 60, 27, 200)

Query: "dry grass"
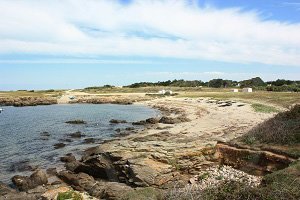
(0, 90, 64, 98)
(251, 103, 279, 113)
(165, 162, 300, 200)
(177, 90, 300, 108)
(241, 105, 300, 145)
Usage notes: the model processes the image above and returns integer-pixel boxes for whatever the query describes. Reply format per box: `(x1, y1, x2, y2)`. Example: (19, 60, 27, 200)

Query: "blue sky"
(0, 0, 300, 90)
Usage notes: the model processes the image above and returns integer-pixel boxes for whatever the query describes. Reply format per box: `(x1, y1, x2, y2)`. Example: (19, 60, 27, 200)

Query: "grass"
(0, 90, 64, 98)
(240, 105, 300, 145)
(57, 190, 83, 200)
(168, 158, 181, 171)
(177, 90, 300, 108)
(251, 103, 279, 113)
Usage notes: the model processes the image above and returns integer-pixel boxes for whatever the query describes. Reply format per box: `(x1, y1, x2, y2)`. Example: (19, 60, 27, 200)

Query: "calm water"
(0, 104, 159, 184)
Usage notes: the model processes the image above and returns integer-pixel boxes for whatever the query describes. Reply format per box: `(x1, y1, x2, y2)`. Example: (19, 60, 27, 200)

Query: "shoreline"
(0, 96, 278, 199)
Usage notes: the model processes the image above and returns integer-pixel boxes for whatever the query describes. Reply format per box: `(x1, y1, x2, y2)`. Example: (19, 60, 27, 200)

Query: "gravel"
(190, 165, 262, 190)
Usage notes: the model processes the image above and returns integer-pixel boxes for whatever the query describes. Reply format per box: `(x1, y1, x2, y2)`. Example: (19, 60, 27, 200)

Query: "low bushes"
(242, 105, 300, 145)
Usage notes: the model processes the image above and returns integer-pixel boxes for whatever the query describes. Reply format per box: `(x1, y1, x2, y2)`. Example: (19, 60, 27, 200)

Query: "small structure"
(232, 89, 239, 92)
(159, 89, 166, 95)
(0, 108, 3, 113)
(158, 89, 173, 95)
(242, 88, 253, 93)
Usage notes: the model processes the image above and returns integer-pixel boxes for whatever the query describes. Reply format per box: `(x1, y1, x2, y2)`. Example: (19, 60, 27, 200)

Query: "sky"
(0, 0, 300, 90)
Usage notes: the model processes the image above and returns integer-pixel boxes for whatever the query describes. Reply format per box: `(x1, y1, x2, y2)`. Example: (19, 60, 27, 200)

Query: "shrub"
(241, 105, 300, 145)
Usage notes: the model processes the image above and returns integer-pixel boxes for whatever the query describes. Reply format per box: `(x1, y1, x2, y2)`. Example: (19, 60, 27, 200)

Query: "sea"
(0, 104, 159, 184)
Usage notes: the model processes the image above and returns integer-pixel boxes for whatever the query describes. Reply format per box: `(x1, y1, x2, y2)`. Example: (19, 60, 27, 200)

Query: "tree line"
(125, 77, 300, 92)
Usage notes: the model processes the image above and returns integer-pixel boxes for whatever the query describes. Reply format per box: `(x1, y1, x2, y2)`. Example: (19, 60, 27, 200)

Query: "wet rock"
(115, 128, 121, 133)
(40, 132, 50, 137)
(109, 119, 127, 124)
(46, 168, 57, 176)
(65, 120, 86, 124)
(53, 143, 66, 149)
(125, 127, 135, 131)
(132, 120, 147, 125)
(9, 159, 38, 172)
(12, 170, 48, 191)
(68, 131, 85, 138)
(83, 138, 96, 144)
(146, 117, 159, 124)
(159, 117, 180, 124)
(65, 161, 81, 172)
(60, 154, 76, 163)
(59, 138, 73, 143)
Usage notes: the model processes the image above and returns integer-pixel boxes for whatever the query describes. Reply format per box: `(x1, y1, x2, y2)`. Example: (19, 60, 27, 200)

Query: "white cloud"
(0, 0, 300, 66)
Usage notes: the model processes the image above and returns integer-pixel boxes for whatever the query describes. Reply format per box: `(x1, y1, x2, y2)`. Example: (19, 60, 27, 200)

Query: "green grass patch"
(57, 190, 83, 200)
(251, 103, 279, 113)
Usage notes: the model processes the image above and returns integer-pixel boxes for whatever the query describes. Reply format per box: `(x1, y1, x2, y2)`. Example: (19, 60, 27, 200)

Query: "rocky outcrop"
(110, 119, 127, 124)
(216, 142, 296, 175)
(65, 120, 86, 124)
(68, 131, 85, 138)
(0, 97, 57, 107)
(60, 154, 76, 163)
(58, 171, 134, 199)
(53, 143, 66, 149)
(159, 116, 190, 124)
(71, 98, 133, 105)
(12, 170, 48, 191)
(71, 154, 118, 180)
(132, 117, 160, 126)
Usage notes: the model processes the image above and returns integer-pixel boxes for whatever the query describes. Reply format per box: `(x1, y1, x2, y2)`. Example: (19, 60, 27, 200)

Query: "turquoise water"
(0, 104, 159, 184)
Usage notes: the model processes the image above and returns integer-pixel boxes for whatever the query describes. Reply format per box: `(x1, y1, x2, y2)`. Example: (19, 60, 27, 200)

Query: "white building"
(242, 88, 253, 93)
(158, 89, 173, 95)
(232, 89, 239, 92)
(158, 89, 166, 94)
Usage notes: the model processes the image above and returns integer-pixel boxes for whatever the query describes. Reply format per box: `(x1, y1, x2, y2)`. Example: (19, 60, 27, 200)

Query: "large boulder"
(58, 171, 133, 199)
(12, 170, 48, 191)
(72, 154, 118, 180)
